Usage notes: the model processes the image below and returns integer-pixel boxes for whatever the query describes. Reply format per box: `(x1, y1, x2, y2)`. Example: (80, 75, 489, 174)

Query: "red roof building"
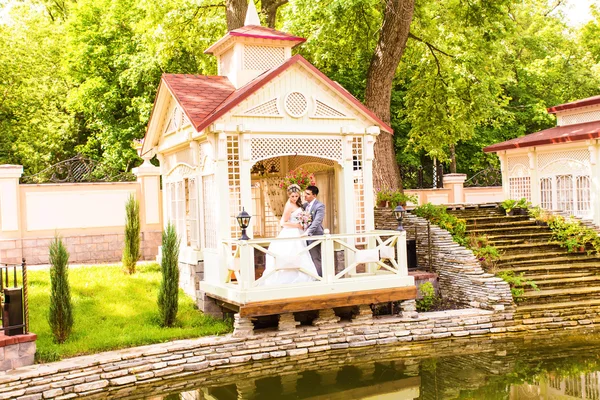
(484, 95, 600, 225)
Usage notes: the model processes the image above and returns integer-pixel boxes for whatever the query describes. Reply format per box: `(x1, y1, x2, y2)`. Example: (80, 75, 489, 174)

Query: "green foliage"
(547, 215, 600, 255)
(158, 223, 181, 327)
(412, 203, 467, 245)
(376, 188, 418, 208)
(416, 281, 438, 312)
(29, 263, 230, 362)
(122, 194, 141, 274)
(496, 270, 538, 301)
(48, 235, 74, 344)
(500, 198, 531, 214)
(468, 234, 501, 272)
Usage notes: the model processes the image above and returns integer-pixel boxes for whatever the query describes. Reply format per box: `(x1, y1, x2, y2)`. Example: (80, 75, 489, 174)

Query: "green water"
(136, 331, 600, 400)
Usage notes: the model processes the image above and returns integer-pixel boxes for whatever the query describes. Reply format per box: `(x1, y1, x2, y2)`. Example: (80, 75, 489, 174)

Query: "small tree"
(48, 235, 73, 344)
(122, 194, 140, 274)
(158, 223, 180, 327)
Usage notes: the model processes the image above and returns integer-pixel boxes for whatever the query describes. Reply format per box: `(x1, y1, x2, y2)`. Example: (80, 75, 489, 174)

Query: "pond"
(104, 330, 600, 399)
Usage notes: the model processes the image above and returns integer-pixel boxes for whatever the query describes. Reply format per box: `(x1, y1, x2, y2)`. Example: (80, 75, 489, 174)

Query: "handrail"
(222, 230, 402, 245)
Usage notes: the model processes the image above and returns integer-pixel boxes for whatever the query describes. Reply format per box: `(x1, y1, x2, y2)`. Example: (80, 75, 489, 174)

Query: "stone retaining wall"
(0, 231, 161, 266)
(0, 334, 36, 372)
(3, 304, 600, 399)
(374, 208, 514, 312)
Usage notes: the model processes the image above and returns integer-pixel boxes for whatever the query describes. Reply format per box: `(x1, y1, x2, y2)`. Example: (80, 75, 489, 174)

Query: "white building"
(485, 95, 600, 225)
(140, 3, 415, 318)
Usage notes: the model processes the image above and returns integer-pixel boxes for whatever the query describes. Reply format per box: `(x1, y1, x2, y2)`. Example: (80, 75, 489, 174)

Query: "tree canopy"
(1, 0, 598, 180)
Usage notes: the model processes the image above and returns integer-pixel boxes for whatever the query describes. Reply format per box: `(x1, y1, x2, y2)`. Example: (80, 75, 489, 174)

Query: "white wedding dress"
(261, 208, 319, 285)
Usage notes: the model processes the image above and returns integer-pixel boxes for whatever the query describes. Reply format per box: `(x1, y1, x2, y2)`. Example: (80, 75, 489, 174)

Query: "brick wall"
(0, 231, 161, 265)
(0, 333, 36, 371)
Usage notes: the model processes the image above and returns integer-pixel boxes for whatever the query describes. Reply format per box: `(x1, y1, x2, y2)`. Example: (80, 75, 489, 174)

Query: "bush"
(122, 194, 141, 274)
(48, 235, 74, 344)
(376, 188, 418, 208)
(548, 214, 600, 254)
(412, 203, 467, 245)
(158, 223, 181, 327)
(496, 270, 538, 301)
(416, 282, 438, 312)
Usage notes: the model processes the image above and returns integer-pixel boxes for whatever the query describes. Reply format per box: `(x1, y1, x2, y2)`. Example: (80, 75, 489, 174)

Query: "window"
(509, 177, 531, 201)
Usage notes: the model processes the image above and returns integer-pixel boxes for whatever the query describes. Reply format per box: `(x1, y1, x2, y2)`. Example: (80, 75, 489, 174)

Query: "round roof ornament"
(285, 92, 308, 118)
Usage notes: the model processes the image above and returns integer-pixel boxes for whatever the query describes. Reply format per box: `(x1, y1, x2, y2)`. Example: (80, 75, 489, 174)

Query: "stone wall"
(3, 304, 600, 399)
(0, 231, 161, 265)
(374, 208, 514, 312)
(0, 334, 36, 371)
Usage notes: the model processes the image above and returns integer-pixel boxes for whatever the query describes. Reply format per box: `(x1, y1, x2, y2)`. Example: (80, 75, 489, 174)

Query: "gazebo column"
(341, 134, 357, 271)
(363, 130, 377, 231)
(215, 127, 233, 282)
(528, 149, 539, 205)
(498, 152, 509, 200)
(239, 129, 254, 238)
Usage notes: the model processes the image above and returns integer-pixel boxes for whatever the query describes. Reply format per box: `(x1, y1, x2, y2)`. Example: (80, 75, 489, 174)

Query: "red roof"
(160, 54, 393, 134)
(161, 75, 235, 128)
(483, 120, 600, 152)
(205, 25, 305, 54)
(547, 95, 600, 114)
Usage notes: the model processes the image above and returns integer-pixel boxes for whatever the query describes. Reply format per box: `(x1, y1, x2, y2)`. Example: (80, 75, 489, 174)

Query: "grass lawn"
(28, 263, 231, 363)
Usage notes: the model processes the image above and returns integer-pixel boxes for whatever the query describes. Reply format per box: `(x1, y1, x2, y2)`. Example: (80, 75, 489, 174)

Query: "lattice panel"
(560, 110, 600, 126)
(509, 177, 531, 201)
(228, 135, 242, 239)
(352, 137, 366, 243)
(576, 175, 592, 216)
(285, 92, 307, 117)
(244, 98, 280, 116)
(251, 138, 343, 163)
(187, 177, 199, 248)
(538, 149, 591, 175)
(166, 163, 195, 181)
(507, 155, 530, 178)
(540, 177, 553, 210)
(243, 46, 285, 70)
(202, 175, 217, 249)
(219, 48, 233, 76)
(314, 100, 346, 118)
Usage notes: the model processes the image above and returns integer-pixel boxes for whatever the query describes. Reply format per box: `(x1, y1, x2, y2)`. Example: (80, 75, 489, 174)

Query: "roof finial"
(244, 1, 261, 26)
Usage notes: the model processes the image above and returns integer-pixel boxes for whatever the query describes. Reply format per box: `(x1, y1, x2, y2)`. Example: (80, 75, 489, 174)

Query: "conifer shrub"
(158, 223, 180, 327)
(48, 235, 73, 344)
(122, 194, 140, 274)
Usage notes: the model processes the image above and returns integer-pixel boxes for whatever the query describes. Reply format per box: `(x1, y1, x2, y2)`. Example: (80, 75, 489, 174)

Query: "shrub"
(376, 188, 418, 208)
(122, 194, 141, 274)
(416, 282, 438, 312)
(158, 223, 180, 327)
(468, 234, 501, 272)
(496, 270, 538, 301)
(48, 235, 74, 344)
(548, 215, 600, 255)
(412, 203, 467, 245)
(500, 198, 531, 215)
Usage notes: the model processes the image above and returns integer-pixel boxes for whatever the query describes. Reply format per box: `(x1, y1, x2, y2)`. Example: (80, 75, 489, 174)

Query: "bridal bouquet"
(297, 210, 312, 229)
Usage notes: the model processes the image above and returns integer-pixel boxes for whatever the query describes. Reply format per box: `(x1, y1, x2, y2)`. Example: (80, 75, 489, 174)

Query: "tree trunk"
(225, 0, 247, 31)
(261, 0, 288, 28)
(449, 143, 457, 173)
(364, 0, 415, 191)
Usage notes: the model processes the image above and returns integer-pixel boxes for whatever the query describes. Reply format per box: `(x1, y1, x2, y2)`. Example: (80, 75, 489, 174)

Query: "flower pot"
(377, 200, 388, 208)
(535, 220, 548, 227)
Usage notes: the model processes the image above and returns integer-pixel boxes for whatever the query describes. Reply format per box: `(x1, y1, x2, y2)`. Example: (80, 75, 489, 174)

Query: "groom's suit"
(303, 199, 325, 276)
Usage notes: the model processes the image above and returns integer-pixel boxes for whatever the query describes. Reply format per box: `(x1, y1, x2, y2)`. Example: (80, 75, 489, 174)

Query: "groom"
(302, 185, 325, 276)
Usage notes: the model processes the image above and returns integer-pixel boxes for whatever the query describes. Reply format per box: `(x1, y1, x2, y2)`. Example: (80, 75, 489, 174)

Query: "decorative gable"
(241, 98, 281, 117)
(312, 99, 348, 119)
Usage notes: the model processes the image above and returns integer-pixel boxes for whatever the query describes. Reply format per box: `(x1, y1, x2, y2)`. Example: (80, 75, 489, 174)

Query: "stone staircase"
(448, 206, 600, 314)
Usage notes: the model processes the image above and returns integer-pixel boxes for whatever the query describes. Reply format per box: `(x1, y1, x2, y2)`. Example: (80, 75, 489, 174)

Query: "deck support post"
(400, 299, 418, 319)
(236, 379, 256, 399)
(233, 313, 254, 337)
(278, 313, 299, 331)
(280, 373, 298, 395)
(312, 308, 340, 327)
(350, 304, 373, 324)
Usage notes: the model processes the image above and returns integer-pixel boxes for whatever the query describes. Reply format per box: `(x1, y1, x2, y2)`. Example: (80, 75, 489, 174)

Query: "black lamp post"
(393, 205, 406, 231)
(236, 207, 252, 240)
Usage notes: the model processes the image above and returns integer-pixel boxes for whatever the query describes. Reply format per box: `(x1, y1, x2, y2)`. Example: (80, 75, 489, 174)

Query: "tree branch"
(408, 32, 454, 58)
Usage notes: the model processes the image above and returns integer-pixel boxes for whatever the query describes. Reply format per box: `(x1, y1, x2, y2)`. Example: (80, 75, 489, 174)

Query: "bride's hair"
(286, 184, 303, 208)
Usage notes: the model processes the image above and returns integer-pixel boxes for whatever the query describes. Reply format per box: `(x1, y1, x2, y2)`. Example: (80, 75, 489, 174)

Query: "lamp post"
(393, 205, 406, 231)
(236, 207, 252, 240)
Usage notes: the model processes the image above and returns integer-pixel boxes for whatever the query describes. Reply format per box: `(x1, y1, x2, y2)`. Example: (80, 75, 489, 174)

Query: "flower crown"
(287, 184, 302, 192)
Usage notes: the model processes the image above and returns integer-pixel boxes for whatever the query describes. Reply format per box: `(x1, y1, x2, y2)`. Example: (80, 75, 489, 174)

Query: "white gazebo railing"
(200, 231, 415, 306)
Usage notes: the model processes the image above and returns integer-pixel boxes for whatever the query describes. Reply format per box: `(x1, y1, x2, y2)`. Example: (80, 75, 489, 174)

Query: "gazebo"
(140, 3, 415, 319)
(485, 95, 600, 225)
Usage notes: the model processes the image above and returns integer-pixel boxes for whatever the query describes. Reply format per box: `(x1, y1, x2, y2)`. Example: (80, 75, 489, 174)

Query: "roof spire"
(244, 1, 261, 26)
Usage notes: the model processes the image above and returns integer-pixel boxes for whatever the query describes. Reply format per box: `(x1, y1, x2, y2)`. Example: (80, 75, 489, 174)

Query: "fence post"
(132, 158, 162, 226)
(22, 258, 28, 333)
(442, 173, 467, 204)
(427, 222, 432, 272)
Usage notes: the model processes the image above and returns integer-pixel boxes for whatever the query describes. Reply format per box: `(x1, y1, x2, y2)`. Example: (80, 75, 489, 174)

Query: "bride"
(261, 184, 319, 285)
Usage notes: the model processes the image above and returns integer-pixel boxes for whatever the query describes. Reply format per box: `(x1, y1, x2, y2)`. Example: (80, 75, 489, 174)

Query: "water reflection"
(111, 331, 600, 399)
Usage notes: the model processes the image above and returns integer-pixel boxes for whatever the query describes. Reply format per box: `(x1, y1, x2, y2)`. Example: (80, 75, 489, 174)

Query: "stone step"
(519, 286, 600, 305)
(469, 226, 550, 235)
(466, 221, 539, 231)
(517, 298, 600, 313)
(498, 254, 600, 267)
(525, 272, 594, 281)
(487, 235, 554, 246)
(463, 216, 530, 224)
(507, 262, 600, 275)
(526, 275, 600, 289)
(498, 251, 588, 263)
(494, 242, 565, 255)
